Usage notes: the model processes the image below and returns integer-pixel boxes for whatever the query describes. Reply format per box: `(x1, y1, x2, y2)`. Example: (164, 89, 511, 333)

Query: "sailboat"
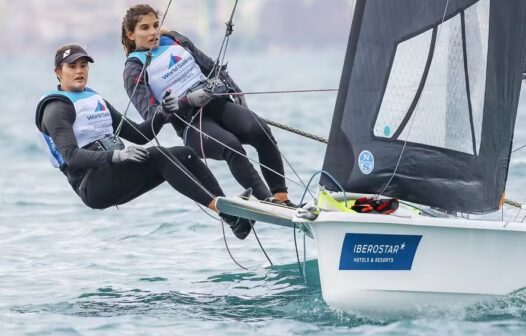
(217, 0, 526, 314)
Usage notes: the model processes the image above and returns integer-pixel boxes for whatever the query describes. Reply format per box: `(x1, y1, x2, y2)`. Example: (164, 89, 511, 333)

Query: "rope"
(171, 111, 317, 192)
(243, 113, 315, 200)
(219, 89, 337, 144)
(512, 144, 526, 154)
(261, 118, 328, 144)
(505, 199, 524, 209)
(293, 223, 304, 280)
(221, 218, 249, 271)
(214, 88, 338, 96)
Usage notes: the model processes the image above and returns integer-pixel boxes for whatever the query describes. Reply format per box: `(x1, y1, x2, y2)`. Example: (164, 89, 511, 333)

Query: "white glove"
(112, 146, 149, 163)
(186, 88, 213, 107)
(162, 90, 179, 113)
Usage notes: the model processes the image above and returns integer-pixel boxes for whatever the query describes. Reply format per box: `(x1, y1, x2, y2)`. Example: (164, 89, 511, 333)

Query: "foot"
(264, 197, 298, 208)
(220, 213, 254, 240)
(239, 187, 253, 200)
(220, 188, 255, 240)
(264, 196, 282, 204)
(281, 199, 298, 208)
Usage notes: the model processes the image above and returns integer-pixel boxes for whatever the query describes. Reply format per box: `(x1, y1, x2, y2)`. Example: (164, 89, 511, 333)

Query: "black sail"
(320, 0, 526, 213)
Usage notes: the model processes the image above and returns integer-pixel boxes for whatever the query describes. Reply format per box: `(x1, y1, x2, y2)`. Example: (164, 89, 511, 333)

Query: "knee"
(146, 146, 164, 161)
(222, 139, 246, 161)
(249, 123, 277, 146)
(222, 136, 245, 152)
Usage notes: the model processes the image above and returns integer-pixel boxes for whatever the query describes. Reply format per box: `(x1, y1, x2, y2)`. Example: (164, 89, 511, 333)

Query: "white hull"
(306, 211, 526, 314)
(217, 196, 526, 314)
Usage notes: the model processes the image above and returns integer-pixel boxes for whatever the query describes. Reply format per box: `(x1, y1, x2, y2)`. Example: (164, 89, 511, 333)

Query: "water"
(1, 50, 526, 335)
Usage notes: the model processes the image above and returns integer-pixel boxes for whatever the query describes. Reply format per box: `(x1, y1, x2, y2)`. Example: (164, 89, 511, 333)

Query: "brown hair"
(121, 4, 160, 56)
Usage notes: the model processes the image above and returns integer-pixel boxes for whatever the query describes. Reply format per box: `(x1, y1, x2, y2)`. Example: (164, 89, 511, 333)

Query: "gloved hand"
(186, 87, 213, 107)
(112, 146, 149, 163)
(162, 89, 179, 113)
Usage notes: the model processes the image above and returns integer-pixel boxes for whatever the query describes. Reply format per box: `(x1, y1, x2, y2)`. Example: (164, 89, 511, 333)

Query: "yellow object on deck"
(316, 190, 357, 213)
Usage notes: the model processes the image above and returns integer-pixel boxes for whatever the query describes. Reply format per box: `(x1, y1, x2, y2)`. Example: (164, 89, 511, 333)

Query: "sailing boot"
(264, 196, 298, 209)
(220, 213, 254, 240)
(239, 187, 253, 200)
(281, 200, 298, 208)
(220, 188, 255, 240)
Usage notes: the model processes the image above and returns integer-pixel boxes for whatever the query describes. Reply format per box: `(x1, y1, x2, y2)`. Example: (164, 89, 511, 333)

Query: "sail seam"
(392, 28, 438, 140)
(461, 10, 478, 157)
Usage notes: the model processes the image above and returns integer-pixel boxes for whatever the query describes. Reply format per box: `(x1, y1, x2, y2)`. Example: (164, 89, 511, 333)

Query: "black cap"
(54, 45, 94, 68)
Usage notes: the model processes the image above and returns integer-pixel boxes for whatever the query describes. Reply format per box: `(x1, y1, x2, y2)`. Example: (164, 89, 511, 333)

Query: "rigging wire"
(245, 112, 316, 200)
(252, 228, 274, 267)
(117, 98, 278, 269)
(214, 88, 338, 96)
(109, 0, 277, 269)
(170, 109, 318, 192)
(202, 0, 314, 200)
(196, 104, 274, 269)
(293, 223, 304, 280)
(207, 0, 239, 82)
(115, 0, 174, 137)
(197, 201, 274, 269)
(293, 170, 348, 281)
(107, 0, 318, 269)
(512, 144, 526, 154)
(131, 0, 366, 209)
(221, 216, 249, 271)
(303, 229, 307, 279)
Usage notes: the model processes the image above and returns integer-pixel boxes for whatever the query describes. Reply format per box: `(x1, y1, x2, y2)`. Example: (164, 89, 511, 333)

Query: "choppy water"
(1, 50, 526, 335)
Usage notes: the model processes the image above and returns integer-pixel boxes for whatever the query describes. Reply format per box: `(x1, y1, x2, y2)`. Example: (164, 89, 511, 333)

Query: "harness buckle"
(95, 135, 125, 151)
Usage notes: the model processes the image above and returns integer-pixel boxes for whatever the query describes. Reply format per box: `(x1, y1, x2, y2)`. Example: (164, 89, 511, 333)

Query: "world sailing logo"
(162, 54, 185, 80)
(86, 100, 110, 121)
(168, 54, 182, 68)
(95, 100, 106, 112)
(358, 150, 374, 174)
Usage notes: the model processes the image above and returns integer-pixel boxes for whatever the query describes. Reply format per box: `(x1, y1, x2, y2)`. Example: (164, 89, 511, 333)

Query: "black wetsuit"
(37, 97, 224, 209)
(123, 31, 287, 200)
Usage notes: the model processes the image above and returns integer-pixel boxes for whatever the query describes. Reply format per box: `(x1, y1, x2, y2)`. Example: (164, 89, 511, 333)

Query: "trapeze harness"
(36, 88, 116, 169)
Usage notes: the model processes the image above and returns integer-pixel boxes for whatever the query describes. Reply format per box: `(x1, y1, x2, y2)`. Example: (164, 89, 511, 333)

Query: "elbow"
(61, 147, 85, 170)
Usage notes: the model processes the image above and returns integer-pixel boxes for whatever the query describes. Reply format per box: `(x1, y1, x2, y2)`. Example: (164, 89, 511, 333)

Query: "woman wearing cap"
(35, 44, 254, 240)
(120, 4, 296, 207)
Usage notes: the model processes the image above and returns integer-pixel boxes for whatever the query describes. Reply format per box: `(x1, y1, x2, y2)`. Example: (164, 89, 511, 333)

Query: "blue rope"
(294, 170, 348, 282)
(299, 170, 348, 206)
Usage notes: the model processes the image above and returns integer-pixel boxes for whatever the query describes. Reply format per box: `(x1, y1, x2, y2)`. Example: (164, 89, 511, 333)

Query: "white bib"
(129, 42, 206, 102)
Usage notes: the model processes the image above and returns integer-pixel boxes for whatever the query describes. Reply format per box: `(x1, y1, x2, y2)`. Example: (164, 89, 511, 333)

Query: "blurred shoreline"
(0, 0, 352, 56)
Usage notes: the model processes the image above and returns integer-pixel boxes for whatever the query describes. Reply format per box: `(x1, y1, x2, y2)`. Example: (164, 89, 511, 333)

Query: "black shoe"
(281, 200, 298, 208)
(239, 187, 253, 200)
(264, 196, 281, 205)
(264, 197, 298, 209)
(220, 212, 255, 240)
